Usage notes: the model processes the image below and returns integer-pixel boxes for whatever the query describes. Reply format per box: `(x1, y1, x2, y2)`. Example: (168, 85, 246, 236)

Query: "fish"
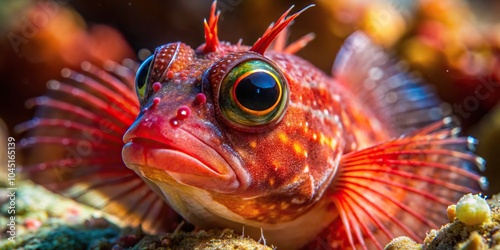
(17, 2, 488, 249)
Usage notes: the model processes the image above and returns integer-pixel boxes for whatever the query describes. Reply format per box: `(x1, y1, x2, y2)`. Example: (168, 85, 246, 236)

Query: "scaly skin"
(19, 2, 485, 249)
(122, 44, 389, 245)
(122, 4, 394, 248)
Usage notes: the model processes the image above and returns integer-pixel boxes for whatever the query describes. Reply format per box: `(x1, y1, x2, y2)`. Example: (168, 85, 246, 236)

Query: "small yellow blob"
(268, 178, 275, 186)
(455, 194, 491, 226)
(293, 143, 305, 156)
(447, 204, 457, 222)
(278, 132, 289, 143)
(280, 202, 290, 210)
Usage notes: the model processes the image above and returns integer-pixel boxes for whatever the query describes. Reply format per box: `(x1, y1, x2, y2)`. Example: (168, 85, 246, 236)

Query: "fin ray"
(317, 118, 485, 248)
(333, 32, 449, 134)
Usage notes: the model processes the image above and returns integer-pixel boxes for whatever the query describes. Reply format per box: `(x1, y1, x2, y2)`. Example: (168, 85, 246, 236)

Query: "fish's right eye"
(135, 55, 154, 101)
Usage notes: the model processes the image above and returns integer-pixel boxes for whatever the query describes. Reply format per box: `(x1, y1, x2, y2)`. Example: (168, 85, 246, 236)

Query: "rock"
(136, 229, 273, 250)
(384, 236, 422, 250)
(0, 180, 121, 249)
(385, 193, 500, 250)
(0, 181, 270, 249)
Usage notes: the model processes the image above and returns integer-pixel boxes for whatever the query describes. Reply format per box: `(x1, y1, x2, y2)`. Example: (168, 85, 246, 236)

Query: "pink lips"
(122, 120, 240, 193)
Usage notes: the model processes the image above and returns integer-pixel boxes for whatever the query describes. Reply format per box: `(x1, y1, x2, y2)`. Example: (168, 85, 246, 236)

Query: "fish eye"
(218, 59, 288, 130)
(135, 55, 154, 101)
(234, 70, 281, 112)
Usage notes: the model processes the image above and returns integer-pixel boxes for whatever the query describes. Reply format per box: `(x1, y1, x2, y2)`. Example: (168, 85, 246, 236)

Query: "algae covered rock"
(384, 236, 422, 250)
(0, 181, 122, 249)
(136, 229, 273, 250)
(0, 181, 270, 249)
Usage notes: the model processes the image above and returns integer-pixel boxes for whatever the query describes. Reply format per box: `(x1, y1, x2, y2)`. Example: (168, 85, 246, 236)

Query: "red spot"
(194, 93, 207, 104)
(177, 106, 191, 120)
(152, 82, 161, 92)
(167, 70, 175, 79)
(151, 97, 161, 107)
(170, 119, 180, 127)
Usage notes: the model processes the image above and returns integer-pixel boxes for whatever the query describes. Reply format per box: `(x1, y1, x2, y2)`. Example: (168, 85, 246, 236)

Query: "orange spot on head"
(293, 143, 302, 153)
(303, 165, 310, 173)
(319, 133, 331, 146)
(312, 133, 318, 140)
(271, 161, 281, 171)
(280, 201, 290, 210)
(278, 132, 289, 143)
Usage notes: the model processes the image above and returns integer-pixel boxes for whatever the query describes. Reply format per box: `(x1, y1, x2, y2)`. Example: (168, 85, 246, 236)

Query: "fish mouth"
(122, 125, 240, 194)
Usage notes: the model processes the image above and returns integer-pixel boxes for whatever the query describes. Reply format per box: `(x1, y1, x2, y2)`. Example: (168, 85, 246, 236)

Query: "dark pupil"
(235, 71, 279, 111)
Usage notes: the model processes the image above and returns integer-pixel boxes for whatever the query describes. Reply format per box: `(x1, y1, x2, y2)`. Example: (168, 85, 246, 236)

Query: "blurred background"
(0, 0, 499, 194)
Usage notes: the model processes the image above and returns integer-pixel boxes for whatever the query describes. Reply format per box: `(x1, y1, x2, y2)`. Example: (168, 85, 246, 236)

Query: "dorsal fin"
(271, 24, 316, 54)
(250, 5, 314, 55)
(202, 1, 220, 53)
(333, 32, 450, 134)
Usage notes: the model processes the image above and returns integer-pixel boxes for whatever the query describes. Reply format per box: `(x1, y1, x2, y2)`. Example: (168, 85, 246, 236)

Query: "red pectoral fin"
(16, 61, 181, 233)
(315, 118, 487, 250)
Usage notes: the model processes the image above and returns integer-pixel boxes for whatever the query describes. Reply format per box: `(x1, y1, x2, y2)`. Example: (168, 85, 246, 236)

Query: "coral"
(456, 194, 492, 226)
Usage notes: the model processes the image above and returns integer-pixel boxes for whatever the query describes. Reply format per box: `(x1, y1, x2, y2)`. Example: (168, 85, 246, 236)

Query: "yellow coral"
(455, 194, 491, 226)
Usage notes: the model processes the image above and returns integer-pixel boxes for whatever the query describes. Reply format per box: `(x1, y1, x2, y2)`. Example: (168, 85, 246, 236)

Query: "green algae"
(0, 180, 121, 249)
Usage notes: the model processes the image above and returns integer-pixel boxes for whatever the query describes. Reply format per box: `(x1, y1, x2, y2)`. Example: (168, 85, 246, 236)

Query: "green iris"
(219, 59, 288, 128)
(135, 55, 153, 101)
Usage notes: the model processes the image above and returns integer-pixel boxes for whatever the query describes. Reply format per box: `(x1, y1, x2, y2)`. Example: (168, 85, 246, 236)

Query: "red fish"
(18, 2, 487, 249)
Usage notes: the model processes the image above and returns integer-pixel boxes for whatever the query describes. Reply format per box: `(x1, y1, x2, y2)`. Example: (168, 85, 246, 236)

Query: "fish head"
(122, 6, 344, 228)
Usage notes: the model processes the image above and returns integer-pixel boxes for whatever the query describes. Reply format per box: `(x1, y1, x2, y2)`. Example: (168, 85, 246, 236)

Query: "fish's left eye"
(135, 55, 153, 101)
(218, 59, 289, 130)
